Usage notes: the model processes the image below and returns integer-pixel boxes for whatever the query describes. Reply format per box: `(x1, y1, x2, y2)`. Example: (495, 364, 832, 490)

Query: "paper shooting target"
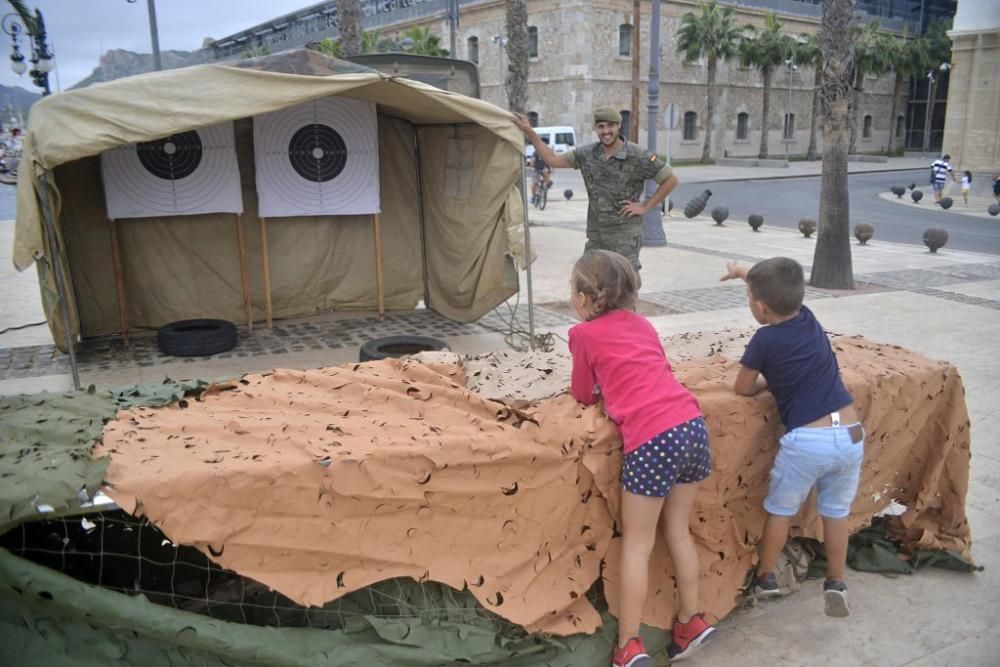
(253, 97, 381, 217)
(100, 122, 243, 219)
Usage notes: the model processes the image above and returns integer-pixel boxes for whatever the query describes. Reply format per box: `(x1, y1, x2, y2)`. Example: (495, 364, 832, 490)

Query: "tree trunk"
(338, 0, 363, 57)
(887, 71, 903, 155)
(702, 57, 717, 163)
(759, 67, 773, 159)
(806, 63, 821, 160)
(848, 67, 863, 154)
(811, 0, 856, 290)
(505, 0, 529, 113)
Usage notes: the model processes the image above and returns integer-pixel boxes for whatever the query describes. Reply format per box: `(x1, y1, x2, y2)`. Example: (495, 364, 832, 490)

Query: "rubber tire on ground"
(359, 335, 449, 362)
(538, 183, 548, 210)
(158, 319, 238, 357)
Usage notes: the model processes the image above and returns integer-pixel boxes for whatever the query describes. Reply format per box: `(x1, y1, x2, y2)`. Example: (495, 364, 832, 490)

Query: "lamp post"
(921, 61, 950, 156)
(491, 34, 508, 109)
(784, 57, 797, 164)
(642, 0, 666, 246)
(2, 9, 55, 96)
(126, 0, 162, 71)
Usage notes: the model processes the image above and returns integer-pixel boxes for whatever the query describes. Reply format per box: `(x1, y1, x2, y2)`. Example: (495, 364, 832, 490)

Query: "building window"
(783, 113, 795, 140)
(619, 24, 632, 57)
(683, 111, 697, 140)
(527, 111, 539, 127)
(528, 26, 538, 58)
(467, 36, 479, 64)
(736, 112, 749, 140)
(619, 110, 631, 139)
(863, 114, 873, 139)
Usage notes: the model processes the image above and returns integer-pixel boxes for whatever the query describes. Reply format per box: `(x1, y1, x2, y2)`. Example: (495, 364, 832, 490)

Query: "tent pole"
(234, 213, 252, 331)
(519, 159, 536, 350)
(108, 218, 130, 343)
(38, 171, 81, 390)
(373, 213, 385, 320)
(413, 129, 431, 309)
(260, 217, 273, 328)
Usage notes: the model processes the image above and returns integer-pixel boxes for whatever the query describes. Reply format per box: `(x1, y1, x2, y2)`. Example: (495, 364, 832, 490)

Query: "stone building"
(941, 0, 999, 195)
(210, 0, 917, 161)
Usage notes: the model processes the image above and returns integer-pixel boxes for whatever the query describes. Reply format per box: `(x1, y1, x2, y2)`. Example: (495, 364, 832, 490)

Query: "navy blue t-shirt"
(740, 305, 853, 431)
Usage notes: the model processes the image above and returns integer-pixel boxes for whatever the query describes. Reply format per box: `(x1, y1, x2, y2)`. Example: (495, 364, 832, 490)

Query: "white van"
(525, 126, 577, 162)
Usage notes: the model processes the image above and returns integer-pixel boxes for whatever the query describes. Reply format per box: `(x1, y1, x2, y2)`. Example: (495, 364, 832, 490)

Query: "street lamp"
(491, 34, 508, 108)
(784, 57, 797, 164)
(2, 9, 55, 95)
(127, 0, 162, 71)
(922, 61, 950, 156)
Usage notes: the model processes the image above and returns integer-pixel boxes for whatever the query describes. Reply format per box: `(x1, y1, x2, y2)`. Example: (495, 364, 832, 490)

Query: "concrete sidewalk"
(2, 171, 999, 663)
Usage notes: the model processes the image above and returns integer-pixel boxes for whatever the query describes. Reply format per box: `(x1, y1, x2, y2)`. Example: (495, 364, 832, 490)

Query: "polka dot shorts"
(621, 417, 713, 497)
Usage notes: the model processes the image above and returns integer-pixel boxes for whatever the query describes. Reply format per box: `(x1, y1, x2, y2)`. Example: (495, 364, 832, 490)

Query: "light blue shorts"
(764, 423, 865, 519)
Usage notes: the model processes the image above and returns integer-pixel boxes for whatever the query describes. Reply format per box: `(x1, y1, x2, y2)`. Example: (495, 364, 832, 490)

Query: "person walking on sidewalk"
(513, 108, 678, 281)
(930, 154, 958, 204)
(568, 250, 717, 667)
(721, 257, 864, 618)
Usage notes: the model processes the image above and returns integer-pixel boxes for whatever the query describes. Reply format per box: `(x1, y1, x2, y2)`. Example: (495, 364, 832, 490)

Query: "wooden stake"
(234, 214, 252, 331)
(260, 216, 273, 328)
(108, 218, 129, 343)
(373, 213, 385, 320)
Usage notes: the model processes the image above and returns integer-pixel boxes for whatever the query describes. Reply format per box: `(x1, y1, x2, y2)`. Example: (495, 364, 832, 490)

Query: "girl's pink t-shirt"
(568, 308, 702, 453)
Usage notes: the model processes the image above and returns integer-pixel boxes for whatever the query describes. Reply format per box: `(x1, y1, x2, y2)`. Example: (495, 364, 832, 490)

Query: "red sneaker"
(667, 613, 717, 661)
(612, 636, 651, 667)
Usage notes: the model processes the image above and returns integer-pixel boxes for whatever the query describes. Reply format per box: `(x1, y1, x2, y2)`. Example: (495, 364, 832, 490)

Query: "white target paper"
(100, 122, 243, 219)
(253, 97, 381, 217)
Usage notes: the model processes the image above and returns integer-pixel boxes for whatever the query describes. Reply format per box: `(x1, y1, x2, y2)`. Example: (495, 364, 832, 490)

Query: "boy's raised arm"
(734, 364, 768, 396)
(720, 261, 749, 282)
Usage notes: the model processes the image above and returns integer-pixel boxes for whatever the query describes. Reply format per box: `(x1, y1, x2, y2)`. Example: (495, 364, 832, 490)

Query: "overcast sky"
(0, 0, 313, 93)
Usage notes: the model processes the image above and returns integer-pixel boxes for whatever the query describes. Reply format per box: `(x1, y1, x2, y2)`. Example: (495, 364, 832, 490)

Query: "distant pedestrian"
(961, 171, 972, 206)
(513, 108, 678, 282)
(930, 154, 957, 204)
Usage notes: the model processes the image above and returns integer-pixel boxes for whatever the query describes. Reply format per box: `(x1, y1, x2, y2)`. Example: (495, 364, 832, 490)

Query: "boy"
(721, 257, 864, 617)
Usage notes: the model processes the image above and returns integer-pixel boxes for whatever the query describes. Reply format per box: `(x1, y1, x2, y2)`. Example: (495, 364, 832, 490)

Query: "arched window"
(863, 114, 873, 139)
(619, 24, 632, 57)
(619, 110, 631, 139)
(783, 113, 795, 139)
(895, 115, 905, 138)
(527, 111, 539, 127)
(528, 26, 539, 58)
(683, 111, 697, 140)
(467, 36, 479, 64)
(736, 112, 749, 140)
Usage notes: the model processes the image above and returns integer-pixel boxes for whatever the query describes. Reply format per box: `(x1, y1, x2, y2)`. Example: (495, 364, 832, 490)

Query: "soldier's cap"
(593, 107, 622, 124)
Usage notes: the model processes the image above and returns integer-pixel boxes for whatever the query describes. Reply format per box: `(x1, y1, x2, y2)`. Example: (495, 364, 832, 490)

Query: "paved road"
(543, 168, 1000, 256)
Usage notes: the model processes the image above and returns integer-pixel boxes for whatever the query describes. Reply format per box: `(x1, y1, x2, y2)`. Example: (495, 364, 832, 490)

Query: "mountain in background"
(0, 84, 42, 121)
(71, 48, 211, 90)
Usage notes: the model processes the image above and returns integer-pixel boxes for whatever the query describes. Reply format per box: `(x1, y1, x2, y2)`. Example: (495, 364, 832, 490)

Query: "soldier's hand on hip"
(619, 200, 647, 217)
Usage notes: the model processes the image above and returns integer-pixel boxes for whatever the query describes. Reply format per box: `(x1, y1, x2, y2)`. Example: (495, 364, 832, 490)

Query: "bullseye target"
(253, 97, 380, 217)
(100, 122, 243, 219)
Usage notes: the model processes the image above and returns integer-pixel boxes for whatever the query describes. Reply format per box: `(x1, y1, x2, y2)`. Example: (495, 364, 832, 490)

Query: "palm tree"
(885, 34, 928, 156)
(399, 26, 449, 56)
(676, 1, 741, 163)
(337, 0, 363, 57)
(739, 13, 794, 159)
(796, 33, 822, 161)
(505, 0, 529, 113)
(810, 0, 856, 290)
(848, 21, 893, 154)
(314, 37, 344, 59)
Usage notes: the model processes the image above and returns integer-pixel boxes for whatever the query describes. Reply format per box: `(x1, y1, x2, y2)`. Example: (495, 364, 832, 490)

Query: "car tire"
(359, 335, 449, 362)
(158, 319, 238, 357)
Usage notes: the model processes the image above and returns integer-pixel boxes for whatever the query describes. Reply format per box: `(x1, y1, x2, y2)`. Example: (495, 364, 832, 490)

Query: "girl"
(961, 171, 972, 206)
(567, 250, 716, 666)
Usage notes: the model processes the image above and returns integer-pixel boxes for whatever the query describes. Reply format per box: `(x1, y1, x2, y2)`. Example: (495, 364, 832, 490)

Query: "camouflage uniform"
(564, 141, 672, 273)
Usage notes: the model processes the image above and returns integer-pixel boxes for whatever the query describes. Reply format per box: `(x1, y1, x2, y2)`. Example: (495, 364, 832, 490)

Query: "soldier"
(513, 108, 678, 280)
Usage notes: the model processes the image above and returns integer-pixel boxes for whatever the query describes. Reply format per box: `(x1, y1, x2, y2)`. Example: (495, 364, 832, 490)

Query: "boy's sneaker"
(667, 613, 717, 661)
(750, 571, 781, 598)
(611, 637, 651, 667)
(823, 579, 850, 617)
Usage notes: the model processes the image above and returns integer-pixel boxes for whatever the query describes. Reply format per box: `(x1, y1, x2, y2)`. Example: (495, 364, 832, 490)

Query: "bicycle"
(532, 173, 551, 210)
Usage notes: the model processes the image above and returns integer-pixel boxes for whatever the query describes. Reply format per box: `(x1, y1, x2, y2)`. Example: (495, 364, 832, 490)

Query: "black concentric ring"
(136, 131, 203, 180)
(288, 123, 348, 183)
